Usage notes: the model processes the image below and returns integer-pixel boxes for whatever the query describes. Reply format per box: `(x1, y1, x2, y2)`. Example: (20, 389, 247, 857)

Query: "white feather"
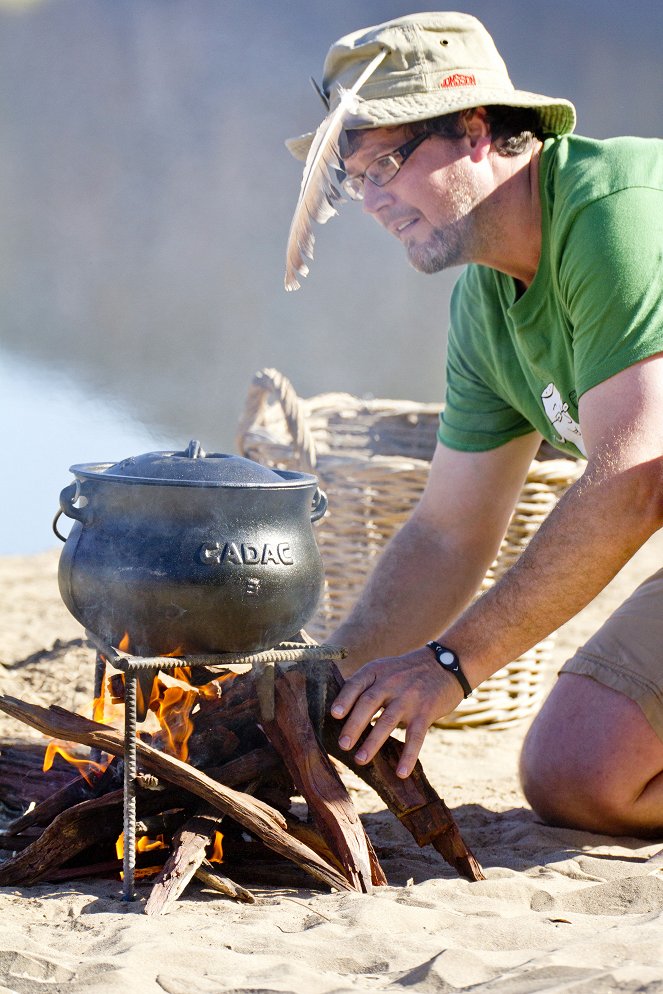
(284, 48, 388, 291)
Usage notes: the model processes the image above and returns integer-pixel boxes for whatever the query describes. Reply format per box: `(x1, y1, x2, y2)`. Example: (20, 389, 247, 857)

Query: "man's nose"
(362, 179, 394, 218)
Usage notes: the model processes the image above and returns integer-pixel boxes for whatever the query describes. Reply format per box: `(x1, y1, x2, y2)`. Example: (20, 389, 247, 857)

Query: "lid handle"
(186, 440, 206, 459)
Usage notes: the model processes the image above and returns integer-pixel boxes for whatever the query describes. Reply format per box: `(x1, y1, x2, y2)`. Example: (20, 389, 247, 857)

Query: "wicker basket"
(237, 368, 583, 729)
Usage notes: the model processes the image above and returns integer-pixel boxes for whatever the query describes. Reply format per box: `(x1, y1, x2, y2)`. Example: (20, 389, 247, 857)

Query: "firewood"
(259, 665, 382, 893)
(0, 747, 289, 888)
(0, 740, 79, 811)
(345, 737, 484, 882)
(202, 746, 283, 787)
(222, 855, 323, 890)
(0, 785, 186, 886)
(185, 724, 242, 769)
(315, 663, 485, 882)
(145, 809, 225, 916)
(136, 811, 188, 840)
(0, 789, 124, 886)
(284, 816, 345, 874)
(42, 851, 173, 883)
(0, 656, 484, 899)
(0, 695, 354, 893)
(283, 813, 390, 886)
(0, 830, 39, 851)
(3, 758, 123, 836)
(195, 860, 256, 903)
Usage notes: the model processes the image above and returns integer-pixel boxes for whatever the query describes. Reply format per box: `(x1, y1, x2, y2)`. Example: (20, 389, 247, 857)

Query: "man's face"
(342, 124, 490, 273)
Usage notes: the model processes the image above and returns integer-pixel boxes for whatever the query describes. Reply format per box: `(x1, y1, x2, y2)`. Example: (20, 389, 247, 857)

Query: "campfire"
(0, 635, 483, 912)
(0, 442, 484, 911)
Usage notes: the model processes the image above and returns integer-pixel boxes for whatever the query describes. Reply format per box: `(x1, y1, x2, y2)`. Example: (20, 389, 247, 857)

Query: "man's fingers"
(336, 683, 388, 751)
(352, 705, 402, 765)
(329, 652, 452, 773)
(395, 721, 429, 778)
(330, 668, 377, 720)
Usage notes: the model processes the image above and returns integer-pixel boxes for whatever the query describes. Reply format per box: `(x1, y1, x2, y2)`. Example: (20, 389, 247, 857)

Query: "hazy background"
(1, 0, 662, 554)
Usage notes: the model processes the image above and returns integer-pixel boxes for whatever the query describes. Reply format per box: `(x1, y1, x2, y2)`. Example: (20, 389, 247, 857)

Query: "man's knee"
(519, 673, 663, 836)
(519, 701, 620, 832)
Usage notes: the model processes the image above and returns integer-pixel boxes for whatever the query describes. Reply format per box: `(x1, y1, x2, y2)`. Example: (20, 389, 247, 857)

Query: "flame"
(209, 831, 224, 864)
(148, 675, 197, 762)
(43, 741, 109, 786)
(115, 832, 168, 858)
(116, 632, 194, 752)
(103, 634, 238, 762)
(77, 636, 234, 877)
(115, 831, 168, 878)
(118, 631, 184, 659)
(197, 671, 237, 700)
(92, 672, 106, 724)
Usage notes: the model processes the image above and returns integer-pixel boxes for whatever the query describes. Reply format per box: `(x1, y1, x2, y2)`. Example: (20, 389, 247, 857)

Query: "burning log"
(0, 789, 125, 886)
(144, 807, 228, 916)
(2, 754, 122, 836)
(0, 657, 484, 909)
(0, 740, 83, 813)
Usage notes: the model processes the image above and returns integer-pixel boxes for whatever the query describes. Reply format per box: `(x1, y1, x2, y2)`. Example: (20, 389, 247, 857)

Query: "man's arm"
(332, 431, 542, 675)
(332, 354, 663, 777)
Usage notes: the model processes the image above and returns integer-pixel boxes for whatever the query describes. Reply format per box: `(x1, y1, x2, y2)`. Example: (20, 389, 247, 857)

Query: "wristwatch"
(426, 641, 472, 699)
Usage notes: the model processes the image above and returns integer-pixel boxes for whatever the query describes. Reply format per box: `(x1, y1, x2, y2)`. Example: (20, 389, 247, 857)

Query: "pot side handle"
(310, 487, 328, 523)
(53, 481, 91, 541)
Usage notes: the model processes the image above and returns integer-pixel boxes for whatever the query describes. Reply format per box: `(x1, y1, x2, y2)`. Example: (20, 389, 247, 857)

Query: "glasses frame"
(341, 131, 431, 202)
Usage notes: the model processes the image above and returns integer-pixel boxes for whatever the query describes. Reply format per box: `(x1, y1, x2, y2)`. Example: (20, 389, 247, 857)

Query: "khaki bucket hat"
(287, 11, 576, 160)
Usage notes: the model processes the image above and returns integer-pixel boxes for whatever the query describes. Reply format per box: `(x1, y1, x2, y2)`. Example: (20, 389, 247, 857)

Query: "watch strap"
(426, 641, 472, 699)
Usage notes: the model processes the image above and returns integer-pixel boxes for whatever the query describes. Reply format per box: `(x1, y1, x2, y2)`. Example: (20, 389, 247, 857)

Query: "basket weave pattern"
(237, 369, 583, 729)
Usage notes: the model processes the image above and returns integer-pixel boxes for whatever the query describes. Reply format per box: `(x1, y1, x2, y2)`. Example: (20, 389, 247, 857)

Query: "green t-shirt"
(438, 133, 663, 459)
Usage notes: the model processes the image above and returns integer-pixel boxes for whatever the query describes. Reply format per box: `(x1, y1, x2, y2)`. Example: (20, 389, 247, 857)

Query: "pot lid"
(98, 440, 296, 487)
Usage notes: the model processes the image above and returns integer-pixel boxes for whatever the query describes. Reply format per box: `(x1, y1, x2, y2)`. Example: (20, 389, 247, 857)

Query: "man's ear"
(462, 107, 492, 161)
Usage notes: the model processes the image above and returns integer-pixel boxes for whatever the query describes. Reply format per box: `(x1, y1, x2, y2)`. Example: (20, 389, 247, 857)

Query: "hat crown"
(322, 12, 513, 110)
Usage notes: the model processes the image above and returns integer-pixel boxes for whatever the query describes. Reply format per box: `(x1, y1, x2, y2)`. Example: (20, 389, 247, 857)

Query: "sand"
(0, 543, 662, 994)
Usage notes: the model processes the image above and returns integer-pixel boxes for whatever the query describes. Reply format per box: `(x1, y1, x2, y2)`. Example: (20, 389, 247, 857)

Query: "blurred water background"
(1, 0, 662, 554)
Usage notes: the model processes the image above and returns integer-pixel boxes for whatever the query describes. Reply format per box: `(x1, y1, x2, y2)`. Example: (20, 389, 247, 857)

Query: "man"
(286, 12, 663, 837)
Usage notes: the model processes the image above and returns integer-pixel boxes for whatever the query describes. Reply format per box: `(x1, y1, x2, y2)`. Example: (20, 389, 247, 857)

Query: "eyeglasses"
(341, 131, 431, 201)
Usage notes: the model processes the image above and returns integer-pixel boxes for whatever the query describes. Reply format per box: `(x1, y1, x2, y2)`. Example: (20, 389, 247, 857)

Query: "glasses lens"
(365, 154, 399, 189)
(342, 176, 364, 201)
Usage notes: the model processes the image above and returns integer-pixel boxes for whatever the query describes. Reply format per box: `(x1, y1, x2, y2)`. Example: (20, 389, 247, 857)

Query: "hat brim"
(286, 87, 576, 161)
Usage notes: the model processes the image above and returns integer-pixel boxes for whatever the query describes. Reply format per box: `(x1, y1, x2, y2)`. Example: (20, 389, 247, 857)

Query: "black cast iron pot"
(54, 440, 327, 656)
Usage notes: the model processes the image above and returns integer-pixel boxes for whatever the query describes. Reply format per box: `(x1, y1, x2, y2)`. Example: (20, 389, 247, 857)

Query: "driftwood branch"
(3, 759, 123, 836)
(0, 782, 188, 886)
(0, 789, 125, 886)
(312, 662, 485, 883)
(144, 809, 225, 916)
(195, 860, 257, 904)
(259, 665, 382, 892)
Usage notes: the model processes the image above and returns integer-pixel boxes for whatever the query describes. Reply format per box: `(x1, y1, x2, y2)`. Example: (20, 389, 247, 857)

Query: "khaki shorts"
(560, 566, 663, 743)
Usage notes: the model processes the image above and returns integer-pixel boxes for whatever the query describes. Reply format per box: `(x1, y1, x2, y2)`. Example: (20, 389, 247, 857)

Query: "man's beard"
(405, 165, 484, 274)
(405, 219, 471, 273)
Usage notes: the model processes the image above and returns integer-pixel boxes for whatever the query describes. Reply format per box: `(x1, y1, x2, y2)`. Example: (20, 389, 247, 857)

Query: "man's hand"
(330, 649, 464, 778)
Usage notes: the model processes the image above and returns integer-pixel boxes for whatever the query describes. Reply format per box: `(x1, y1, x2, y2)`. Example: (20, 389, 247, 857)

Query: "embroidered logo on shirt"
(440, 73, 476, 88)
(541, 382, 587, 456)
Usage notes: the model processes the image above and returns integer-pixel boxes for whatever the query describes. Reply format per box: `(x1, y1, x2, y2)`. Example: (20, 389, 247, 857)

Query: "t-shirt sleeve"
(559, 187, 663, 399)
(438, 270, 534, 451)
